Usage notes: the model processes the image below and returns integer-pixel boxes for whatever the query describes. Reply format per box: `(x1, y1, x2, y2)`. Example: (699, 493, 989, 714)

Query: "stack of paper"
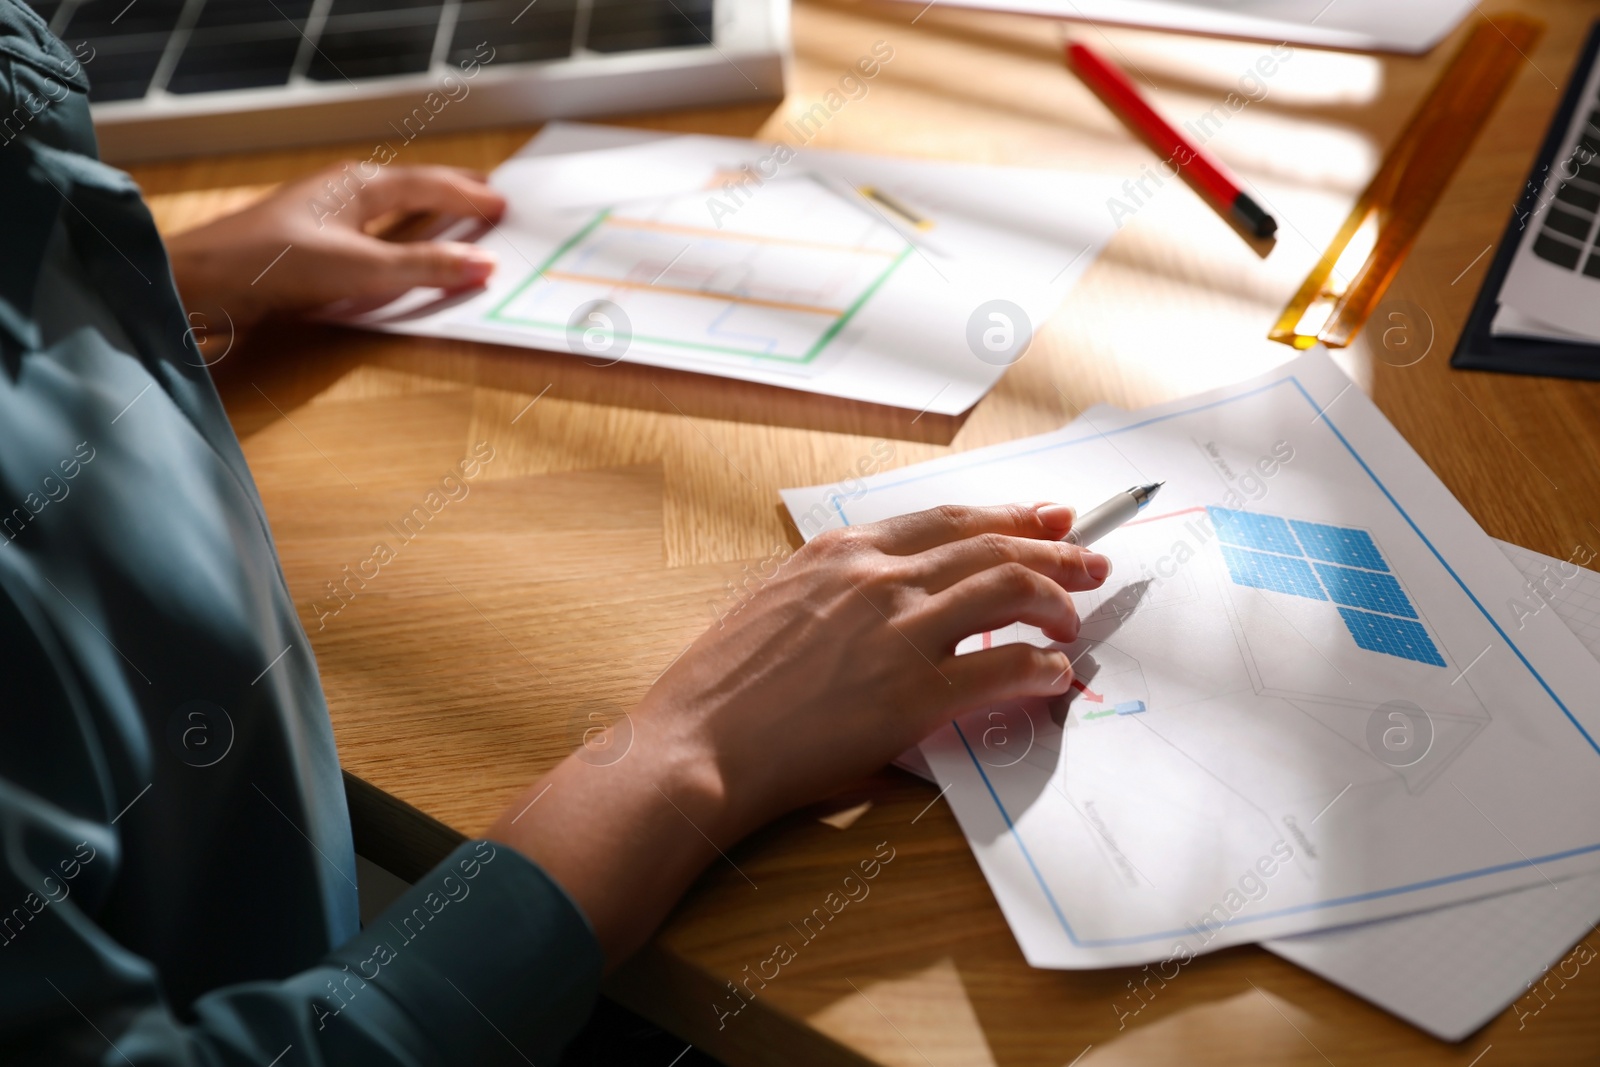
(781, 349, 1600, 1039)
(1493, 46, 1600, 344)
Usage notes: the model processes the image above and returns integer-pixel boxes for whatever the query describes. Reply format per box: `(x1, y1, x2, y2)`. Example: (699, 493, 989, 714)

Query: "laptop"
(26, 0, 786, 161)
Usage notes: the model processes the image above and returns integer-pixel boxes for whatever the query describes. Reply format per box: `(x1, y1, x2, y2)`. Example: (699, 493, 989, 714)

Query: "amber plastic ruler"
(1271, 14, 1545, 349)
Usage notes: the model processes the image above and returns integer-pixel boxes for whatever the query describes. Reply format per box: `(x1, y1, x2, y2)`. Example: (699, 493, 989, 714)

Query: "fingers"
(911, 532, 1110, 595)
(941, 642, 1076, 709)
(365, 239, 498, 294)
(346, 165, 507, 227)
(864, 502, 1075, 556)
(923, 562, 1082, 646)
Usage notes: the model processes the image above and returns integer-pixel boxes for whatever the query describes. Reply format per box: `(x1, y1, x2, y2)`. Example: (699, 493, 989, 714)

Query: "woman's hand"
(641, 501, 1110, 834)
(488, 502, 1110, 965)
(165, 162, 505, 327)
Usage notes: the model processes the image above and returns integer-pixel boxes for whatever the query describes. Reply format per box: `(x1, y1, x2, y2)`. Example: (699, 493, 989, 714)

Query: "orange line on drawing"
(542, 271, 846, 316)
(603, 215, 901, 257)
(1125, 505, 1207, 528)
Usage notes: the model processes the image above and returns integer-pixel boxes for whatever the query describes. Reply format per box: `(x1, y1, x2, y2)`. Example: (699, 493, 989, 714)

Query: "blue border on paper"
(830, 374, 1600, 948)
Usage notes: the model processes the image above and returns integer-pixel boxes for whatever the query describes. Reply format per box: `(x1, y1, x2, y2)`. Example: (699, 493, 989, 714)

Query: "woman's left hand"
(166, 162, 506, 327)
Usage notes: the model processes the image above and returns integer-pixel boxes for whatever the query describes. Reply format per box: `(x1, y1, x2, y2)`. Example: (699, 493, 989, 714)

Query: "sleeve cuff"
(327, 840, 603, 1066)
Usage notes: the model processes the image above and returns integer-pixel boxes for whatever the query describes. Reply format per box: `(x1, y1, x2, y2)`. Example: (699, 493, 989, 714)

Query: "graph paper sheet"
(341, 126, 1117, 415)
(781, 349, 1600, 967)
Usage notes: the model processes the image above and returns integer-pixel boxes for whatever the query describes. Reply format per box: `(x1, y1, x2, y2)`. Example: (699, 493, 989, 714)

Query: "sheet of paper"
(877, 404, 1600, 1035)
(782, 349, 1600, 967)
(343, 128, 1117, 415)
(1489, 302, 1598, 343)
(890, 0, 1473, 54)
(890, 533, 1600, 1039)
(1258, 541, 1600, 1043)
(1495, 43, 1600, 341)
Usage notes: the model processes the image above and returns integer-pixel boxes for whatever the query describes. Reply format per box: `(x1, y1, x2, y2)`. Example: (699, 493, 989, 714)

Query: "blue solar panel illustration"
(1289, 519, 1388, 571)
(1208, 507, 1301, 555)
(1220, 545, 1327, 601)
(1210, 508, 1444, 668)
(1313, 563, 1417, 619)
(1338, 609, 1446, 667)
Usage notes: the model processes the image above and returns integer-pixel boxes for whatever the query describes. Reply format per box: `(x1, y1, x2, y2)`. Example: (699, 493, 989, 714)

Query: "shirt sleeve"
(184, 840, 605, 1067)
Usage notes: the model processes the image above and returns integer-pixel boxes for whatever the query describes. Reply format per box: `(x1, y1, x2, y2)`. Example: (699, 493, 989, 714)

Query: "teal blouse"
(0, 3, 602, 1062)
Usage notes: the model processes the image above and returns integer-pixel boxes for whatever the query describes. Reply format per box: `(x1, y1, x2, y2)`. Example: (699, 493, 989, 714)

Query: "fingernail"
(1036, 503, 1075, 532)
(1084, 552, 1111, 581)
(1054, 654, 1074, 690)
(458, 249, 496, 284)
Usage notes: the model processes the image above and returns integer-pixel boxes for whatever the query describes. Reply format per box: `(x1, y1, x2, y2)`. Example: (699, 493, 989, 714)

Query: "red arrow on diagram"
(1071, 677, 1104, 703)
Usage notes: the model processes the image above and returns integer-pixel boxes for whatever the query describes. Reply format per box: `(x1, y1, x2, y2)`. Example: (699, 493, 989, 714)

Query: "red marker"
(1065, 41, 1278, 240)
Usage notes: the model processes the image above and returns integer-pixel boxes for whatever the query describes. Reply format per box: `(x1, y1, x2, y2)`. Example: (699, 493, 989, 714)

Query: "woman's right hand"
(637, 502, 1112, 841)
(488, 502, 1110, 967)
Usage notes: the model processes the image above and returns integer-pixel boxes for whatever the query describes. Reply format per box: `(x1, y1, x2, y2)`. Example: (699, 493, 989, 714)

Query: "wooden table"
(130, 0, 1600, 1061)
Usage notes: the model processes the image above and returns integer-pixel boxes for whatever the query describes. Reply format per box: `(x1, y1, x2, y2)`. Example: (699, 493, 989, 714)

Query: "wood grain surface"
(128, 0, 1600, 1062)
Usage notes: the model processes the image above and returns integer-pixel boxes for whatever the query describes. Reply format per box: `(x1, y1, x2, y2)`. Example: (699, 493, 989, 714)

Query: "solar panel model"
(25, 0, 786, 161)
(1209, 507, 1447, 668)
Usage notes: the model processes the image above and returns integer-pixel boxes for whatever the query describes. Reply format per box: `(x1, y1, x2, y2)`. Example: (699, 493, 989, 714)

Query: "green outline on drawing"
(483, 208, 913, 364)
(486, 208, 613, 322)
(798, 245, 909, 362)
